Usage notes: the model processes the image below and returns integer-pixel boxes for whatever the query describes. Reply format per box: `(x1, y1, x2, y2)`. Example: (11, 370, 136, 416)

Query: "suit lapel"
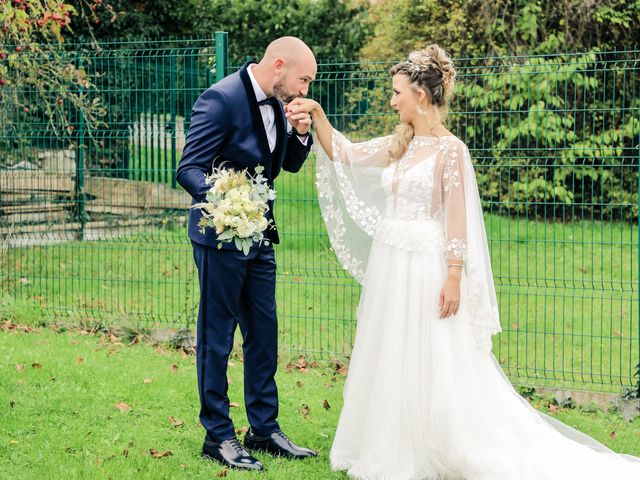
(238, 62, 272, 160)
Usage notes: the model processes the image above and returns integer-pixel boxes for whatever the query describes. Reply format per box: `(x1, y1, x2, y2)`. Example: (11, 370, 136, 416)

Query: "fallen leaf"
(96, 457, 104, 466)
(15, 364, 24, 372)
(228, 361, 235, 367)
(179, 463, 187, 469)
(609, 431, 617, 440)
(76, 357, 85, 364)
(332, 360, 348, 376)
(143, 378, 153, 384)
(300, 404, 310, 419)
(31, 362, 42, 369)
(322, 399, 331, 410)
(296, 356, 308, 372)
(149, 448, 173, 458)
(115, 402, 131, 412)
(171, 364, 179, 372)
(548, 404, 560, 414)
(107, 332, 120, 344)
(296, 381, 304, 388)
(229, 402, 240, 408)
(235, 426, 248, 436)
(169, 416, 184, 428)
(216, 468, 228, 477)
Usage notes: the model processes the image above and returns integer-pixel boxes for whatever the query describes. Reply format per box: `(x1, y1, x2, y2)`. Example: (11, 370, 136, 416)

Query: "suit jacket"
(176, 62, 313, 249)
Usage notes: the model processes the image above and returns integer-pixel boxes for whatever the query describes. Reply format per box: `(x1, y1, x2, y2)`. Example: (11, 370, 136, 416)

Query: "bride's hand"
(286, 98, 320, 114)
(285, 98, 321, 134)
(439, 270, 461, 318)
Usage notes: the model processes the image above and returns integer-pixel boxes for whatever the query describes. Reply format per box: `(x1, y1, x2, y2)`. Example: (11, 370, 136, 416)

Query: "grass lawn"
(1, 327, 640, 480)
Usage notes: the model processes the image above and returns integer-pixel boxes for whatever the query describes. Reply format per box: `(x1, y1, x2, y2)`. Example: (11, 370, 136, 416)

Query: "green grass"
(2, 154, 638, 392)
(1, 328, 639, 480)
(0, 328, 346, 480)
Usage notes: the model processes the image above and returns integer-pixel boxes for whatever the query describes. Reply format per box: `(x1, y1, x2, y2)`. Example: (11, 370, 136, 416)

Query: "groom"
(176, 37, 317, 471)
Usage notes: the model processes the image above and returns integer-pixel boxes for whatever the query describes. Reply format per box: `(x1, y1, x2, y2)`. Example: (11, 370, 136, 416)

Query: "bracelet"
(447, 264, 463, 269)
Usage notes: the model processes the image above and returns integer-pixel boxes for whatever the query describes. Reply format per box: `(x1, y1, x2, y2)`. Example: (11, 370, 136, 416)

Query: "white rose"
(229, 216, 242, 229)
(256, 216, 268, 232)
(236, 219, 255, 238)
(227, 189, 241, 202)
(214, 177, 230, 193)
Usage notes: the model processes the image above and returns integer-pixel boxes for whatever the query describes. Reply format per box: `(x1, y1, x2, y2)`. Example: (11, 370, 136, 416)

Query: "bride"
(286, 45, 640, 479)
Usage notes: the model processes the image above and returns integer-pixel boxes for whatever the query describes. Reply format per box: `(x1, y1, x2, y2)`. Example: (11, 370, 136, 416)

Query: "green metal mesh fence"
(1, 37, 638, 393)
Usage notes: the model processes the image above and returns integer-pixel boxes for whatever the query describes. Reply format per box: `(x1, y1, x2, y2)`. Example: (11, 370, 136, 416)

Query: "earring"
(416, 104, 428, 116)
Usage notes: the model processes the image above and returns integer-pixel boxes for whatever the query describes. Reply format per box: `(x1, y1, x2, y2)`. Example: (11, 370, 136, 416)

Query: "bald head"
(252, 36, 317, 103)
(262, 36, 316, 66)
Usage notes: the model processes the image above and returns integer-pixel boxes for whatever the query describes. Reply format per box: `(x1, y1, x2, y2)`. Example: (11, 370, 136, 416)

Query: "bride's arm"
(287, 99, 334, 159)
(287, 99, 390, 166)
(439, 142, 467, 319)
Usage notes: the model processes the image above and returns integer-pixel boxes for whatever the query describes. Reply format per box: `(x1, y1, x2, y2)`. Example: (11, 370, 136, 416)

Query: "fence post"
(75, 53, 87, 241)
(215, 31, 228, 83)
(170, 51, 177, 189)
(637, 128, 640, 387)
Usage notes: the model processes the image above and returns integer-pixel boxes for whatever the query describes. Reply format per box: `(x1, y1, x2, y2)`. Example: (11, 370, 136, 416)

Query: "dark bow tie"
(257, 97, 279, 107)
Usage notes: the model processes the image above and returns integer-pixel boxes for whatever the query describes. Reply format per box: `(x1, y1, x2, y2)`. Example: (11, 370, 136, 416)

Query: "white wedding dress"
(315, 130, 640, 480)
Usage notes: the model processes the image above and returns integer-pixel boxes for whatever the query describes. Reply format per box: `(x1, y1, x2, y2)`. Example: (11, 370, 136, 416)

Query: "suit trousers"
(192, 240, 280, 441)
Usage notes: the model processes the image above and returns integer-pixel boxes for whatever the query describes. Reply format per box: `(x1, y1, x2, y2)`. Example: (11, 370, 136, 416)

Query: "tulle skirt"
(330, 230, 640, 480)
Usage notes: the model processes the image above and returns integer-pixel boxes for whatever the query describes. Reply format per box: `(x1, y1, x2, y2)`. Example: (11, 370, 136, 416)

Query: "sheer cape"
(315, 129, 501, 351)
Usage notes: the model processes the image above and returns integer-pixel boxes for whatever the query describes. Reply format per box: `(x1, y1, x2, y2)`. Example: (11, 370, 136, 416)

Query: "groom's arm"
(281, 132, 314, 173)
(176, 87, 230, 202)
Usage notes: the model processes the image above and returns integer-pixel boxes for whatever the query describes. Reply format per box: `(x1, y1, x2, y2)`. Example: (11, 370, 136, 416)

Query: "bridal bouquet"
(192, 164, 276, 255)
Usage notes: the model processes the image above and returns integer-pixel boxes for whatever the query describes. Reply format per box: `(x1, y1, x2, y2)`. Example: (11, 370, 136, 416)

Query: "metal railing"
(1, 34, 638, 392)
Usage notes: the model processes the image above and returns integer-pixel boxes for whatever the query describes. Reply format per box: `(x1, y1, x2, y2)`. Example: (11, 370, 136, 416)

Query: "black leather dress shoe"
(244, 429, 317, 459)
(201, 437, 264, 470)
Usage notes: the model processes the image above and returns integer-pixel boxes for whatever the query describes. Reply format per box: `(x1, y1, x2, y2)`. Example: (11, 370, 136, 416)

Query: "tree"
(65, 0, 370, 63)
(359, 0, 640, 61)
(0, 0, 114, 156)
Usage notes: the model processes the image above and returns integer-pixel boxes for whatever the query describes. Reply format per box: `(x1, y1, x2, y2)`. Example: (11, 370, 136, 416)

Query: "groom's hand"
(285, 102, 313, 135)
(286, 98, 321, 134)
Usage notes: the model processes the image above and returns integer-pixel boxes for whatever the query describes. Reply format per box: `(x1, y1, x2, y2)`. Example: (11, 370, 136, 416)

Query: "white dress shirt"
(247, 65, 308, 153)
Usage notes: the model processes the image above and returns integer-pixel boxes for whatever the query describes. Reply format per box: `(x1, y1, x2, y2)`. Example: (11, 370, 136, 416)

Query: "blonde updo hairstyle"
(388, 44, 456, 162)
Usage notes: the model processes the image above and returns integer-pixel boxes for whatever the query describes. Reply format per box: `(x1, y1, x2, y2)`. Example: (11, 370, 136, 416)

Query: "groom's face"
(273, 58, 317, 104)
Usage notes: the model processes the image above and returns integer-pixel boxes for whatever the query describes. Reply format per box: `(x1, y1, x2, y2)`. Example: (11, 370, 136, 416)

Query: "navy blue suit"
(177, 62, 312, 441)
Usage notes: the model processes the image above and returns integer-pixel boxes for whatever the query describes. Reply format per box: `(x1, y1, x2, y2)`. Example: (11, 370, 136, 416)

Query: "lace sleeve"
(442, 142, 467, 266)
(332, 129, 392, 166)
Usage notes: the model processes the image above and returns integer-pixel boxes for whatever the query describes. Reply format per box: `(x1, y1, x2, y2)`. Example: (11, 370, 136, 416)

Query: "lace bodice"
(330, 130, 468, 263)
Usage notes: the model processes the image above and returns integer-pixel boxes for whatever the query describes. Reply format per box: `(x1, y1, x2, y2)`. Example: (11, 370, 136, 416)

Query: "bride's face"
(390, 73, 422, 124)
